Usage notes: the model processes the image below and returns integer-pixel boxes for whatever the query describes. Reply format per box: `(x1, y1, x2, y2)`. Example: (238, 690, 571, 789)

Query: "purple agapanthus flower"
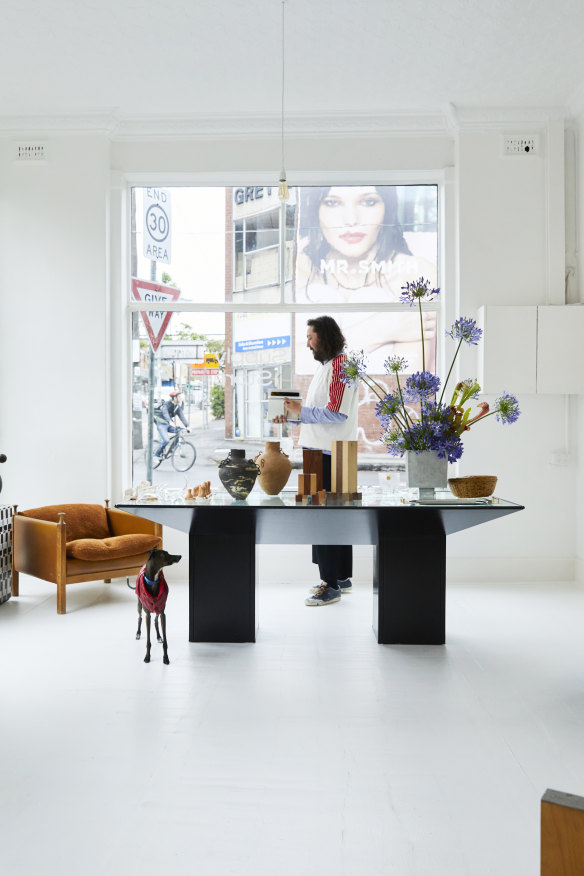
(383, 355, 408, 374)
(495, 391, 521, 424)
(375, 392, 402, 427)
(404, 371, 441, 402)
(340, 350, 368, 386)
(399, 276, 440, 307)
(420, 401, 464, 462)
(446, 317, 483, 346)
(381, 400, 463, 463)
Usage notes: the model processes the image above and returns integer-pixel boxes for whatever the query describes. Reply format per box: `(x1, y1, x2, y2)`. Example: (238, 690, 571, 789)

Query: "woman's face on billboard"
(318, 186, 386, 259)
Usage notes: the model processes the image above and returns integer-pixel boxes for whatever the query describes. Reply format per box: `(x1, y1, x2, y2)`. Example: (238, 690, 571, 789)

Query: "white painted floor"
(2, 547, 584, 875)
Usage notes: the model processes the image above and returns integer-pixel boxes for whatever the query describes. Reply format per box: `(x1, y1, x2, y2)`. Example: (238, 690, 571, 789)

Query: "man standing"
(273, 316, 359, 606)
(154, 389, 190, 458)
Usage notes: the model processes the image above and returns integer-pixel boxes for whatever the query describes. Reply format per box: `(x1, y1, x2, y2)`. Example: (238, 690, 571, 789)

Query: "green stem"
(369, 376, 390, 399)
(419, 298, 425, 372)
(395, 374, 413, 429)
(390, 411, 408, 432)
(438, 338, 463, 406)
(361, 375, 385, 402)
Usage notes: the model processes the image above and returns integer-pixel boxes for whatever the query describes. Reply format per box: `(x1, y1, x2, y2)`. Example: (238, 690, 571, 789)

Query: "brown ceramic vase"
(254, 441, 292, 495)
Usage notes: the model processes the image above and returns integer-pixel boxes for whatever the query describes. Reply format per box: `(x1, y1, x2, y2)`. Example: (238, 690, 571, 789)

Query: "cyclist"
(154, 390, 190, 459)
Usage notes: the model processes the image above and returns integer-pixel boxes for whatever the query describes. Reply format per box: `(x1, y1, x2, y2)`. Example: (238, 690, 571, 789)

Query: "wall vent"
(15, 142, 47, 162)
(502, 135, 539, 156)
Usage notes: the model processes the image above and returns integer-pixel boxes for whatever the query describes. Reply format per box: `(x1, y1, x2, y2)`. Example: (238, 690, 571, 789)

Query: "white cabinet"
(536, 306, 584, 394)
(478, 305, 584, 394)
(478, 306, 537, 394)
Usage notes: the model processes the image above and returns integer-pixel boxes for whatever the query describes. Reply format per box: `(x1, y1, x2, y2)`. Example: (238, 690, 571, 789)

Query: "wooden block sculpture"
(541, 788, 584, 874)
(296, 473, 320, 504)
(330, 440, 361, 502)
(302, 449, 323, 492)
(298, 473, 316, 495)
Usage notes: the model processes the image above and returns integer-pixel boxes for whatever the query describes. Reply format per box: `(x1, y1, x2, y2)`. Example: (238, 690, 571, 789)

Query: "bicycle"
(153, 427, 197, 472)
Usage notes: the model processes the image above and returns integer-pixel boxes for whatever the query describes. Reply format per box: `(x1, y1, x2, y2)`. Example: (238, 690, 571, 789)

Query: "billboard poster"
(293, 185, 438, 374)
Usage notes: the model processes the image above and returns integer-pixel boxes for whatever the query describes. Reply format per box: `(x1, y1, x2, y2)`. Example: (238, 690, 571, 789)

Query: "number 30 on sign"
(143, 188, 172, 264)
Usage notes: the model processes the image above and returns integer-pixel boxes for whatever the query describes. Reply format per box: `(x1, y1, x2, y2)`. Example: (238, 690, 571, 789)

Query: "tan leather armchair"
(12, 500, 162, 614)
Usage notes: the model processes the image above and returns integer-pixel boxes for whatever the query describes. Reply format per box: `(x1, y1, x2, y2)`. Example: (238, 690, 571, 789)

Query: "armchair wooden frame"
(12, 500, 163, 614)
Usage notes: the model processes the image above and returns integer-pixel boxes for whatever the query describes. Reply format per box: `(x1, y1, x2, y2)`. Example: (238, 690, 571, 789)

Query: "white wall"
(447, 123, 576, 580)
(0, 135, 110, 509)
(0, 121, 578, 580)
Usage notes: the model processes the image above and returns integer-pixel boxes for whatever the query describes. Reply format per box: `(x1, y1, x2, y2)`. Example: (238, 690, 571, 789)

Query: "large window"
(128, 184, 440, 490)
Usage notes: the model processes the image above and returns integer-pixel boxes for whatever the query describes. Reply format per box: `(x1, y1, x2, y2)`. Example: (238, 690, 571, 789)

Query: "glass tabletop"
(118, 486, 522, 510)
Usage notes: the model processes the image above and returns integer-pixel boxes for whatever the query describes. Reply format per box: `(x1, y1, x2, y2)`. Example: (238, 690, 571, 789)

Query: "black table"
(117, 493, 523, 645)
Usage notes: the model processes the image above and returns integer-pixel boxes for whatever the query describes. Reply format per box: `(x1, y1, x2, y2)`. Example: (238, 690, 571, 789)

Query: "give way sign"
(131, 278, 181, 352)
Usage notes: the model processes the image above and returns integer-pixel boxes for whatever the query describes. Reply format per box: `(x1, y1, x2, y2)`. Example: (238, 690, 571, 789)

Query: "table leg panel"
(189, 531, 257, 643)
(374, 529, 446, 645)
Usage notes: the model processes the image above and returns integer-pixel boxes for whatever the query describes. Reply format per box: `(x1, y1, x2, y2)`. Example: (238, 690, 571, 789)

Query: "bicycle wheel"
(152, 443, 164, 469)
(172, 439, 196, 472)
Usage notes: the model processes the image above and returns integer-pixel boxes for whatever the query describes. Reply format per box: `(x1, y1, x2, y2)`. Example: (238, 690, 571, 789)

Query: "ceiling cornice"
(447, 105, 567, 132)
(0, 106, 572, 139)
(110, 111, 450, 140)
(0, 110, 450, 140)
(0, 111, 117, 136)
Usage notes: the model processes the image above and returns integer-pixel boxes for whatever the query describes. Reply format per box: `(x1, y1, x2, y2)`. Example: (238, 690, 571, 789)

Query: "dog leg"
(136, 599, 142, 640)
(144, 610, 152, 663)
(160, 611, 169, 664)
(155, 614, 163, 643)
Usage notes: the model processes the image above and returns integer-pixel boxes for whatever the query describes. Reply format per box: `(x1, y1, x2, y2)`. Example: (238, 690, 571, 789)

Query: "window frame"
(110, 170, 455, 497)
(234, 207, 281, 293)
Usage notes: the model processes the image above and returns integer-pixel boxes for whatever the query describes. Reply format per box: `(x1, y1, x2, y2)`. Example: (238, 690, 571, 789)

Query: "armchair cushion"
(21, 504, 110, 541)
(66, 533, 161, 561)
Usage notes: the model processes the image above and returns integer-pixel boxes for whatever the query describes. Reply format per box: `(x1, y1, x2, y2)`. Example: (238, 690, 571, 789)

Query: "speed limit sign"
(143, 188, 172, 264)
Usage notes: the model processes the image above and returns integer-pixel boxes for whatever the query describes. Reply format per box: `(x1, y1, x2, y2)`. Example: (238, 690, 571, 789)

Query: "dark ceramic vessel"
(218, 449, 260, 500)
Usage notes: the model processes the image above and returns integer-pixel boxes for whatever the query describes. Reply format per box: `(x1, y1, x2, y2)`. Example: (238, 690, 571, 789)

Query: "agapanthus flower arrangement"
(341, 277, 521, 463)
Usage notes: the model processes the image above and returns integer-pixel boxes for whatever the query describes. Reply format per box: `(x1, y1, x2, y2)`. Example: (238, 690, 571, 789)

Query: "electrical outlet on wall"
(502, 135, 539, 156)
(14, 142, 48, 162)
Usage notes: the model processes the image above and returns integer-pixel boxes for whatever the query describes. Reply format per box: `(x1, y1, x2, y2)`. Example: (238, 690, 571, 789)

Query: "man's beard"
(312, 347, 326, 363)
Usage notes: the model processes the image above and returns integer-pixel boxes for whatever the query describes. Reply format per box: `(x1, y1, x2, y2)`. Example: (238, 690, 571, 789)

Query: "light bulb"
(278, 172, 289, 202)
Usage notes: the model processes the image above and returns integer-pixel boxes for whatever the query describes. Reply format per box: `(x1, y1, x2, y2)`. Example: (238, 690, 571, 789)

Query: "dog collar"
(144, 574, 158, 587)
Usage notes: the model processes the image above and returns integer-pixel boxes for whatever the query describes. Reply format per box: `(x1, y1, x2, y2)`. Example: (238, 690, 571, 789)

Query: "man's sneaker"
(305, 583, 341, 606)
(308, 578, 352, 595)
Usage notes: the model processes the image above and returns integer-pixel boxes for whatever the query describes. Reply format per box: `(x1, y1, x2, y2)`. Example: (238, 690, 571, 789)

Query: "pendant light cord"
(278, 0, 289, 200)
(280, 0, 286, 176)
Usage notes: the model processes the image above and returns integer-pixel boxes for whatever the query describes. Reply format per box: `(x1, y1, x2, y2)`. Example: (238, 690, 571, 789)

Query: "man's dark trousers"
(312, 453, 353, 586)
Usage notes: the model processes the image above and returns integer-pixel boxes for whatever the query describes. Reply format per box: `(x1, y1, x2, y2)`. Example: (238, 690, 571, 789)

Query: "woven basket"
(448, 475, 497, 498)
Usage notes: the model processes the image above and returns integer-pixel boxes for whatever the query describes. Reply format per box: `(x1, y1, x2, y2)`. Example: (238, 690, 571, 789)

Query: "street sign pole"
(131, 275, 181, 483)
(146, 260, 157, 484)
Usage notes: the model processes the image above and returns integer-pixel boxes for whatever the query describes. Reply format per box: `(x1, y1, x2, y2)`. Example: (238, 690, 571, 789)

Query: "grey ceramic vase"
(406, 451, 448, 500)
(218, 448, 260, 500)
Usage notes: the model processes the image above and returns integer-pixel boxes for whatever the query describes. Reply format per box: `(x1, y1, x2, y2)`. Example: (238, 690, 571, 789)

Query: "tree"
(161, 272, 177, 287)
(174, 322, 206, 342)
(210, 384, 225, 419)
(205, 338, 225, 361)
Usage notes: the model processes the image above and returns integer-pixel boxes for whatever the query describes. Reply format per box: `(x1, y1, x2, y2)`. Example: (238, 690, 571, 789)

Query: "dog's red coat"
(135, 567, 169, 615)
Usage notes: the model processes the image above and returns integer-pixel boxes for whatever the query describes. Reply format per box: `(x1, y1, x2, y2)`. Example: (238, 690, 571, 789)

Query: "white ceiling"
(4, 0, 584, 127)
